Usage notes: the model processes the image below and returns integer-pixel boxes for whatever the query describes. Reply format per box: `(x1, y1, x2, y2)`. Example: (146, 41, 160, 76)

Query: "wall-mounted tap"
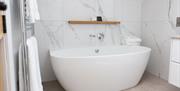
(89, 34, 96, 38)
(97, 33, 104, 41)
(89, 33, 105, 41)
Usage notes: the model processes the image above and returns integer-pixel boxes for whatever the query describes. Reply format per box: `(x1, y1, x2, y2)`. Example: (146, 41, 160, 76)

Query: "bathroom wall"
(35, 0, 143, 81)
(9, 0, 22, 90)
(10, 0, 22, 69)
(3, 0, 22, 91)
(142, 0, 178, 80)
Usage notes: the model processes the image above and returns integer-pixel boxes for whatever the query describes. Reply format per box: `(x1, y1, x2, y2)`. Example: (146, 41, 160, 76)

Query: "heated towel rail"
(19, 0, 35, 91)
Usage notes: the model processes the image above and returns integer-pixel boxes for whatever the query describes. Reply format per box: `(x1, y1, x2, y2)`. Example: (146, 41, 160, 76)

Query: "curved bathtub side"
(50, 51, 151, 91)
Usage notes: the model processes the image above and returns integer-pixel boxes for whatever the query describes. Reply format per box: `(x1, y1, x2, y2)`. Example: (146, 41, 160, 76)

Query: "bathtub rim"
(49, 46, 151, 59)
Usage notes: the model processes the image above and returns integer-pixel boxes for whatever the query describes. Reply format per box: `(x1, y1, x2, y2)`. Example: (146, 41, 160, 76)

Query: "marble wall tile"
(63, 0, 114, 20)
(142, 0, 178, 80)
(35, 21, 58, 81)
(37, 0, 64, 20)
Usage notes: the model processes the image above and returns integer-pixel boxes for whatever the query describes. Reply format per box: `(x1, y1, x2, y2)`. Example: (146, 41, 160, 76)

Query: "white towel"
(27, 36, 43, 91)
(27, 0, 40, 23)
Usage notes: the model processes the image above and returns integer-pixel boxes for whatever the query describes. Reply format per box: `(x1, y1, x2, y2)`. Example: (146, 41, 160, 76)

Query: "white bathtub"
(50, 46, 151, 91)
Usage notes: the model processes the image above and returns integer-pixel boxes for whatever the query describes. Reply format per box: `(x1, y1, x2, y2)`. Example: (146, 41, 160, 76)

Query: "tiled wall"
(35, 0, 143, 81)
(142, 0, 179, 80)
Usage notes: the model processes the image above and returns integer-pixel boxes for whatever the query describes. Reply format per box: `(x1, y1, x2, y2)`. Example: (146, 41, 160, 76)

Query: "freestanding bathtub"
(50, 46, 151, 91)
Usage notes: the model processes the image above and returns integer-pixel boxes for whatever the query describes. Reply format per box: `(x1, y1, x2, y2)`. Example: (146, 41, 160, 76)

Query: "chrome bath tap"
(97, 33, 104, 41)
(89, 33, 105, 41)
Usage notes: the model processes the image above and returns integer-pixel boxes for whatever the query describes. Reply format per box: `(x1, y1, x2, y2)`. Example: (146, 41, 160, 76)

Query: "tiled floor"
(43, 73, 180, 91)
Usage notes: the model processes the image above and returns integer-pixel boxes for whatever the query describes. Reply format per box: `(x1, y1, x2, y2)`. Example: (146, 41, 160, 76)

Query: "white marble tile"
(63, 0, 114, 20)
(142, 0, 178, 80)
(37, 0, 64, 20)
(142, 0, 169, 21)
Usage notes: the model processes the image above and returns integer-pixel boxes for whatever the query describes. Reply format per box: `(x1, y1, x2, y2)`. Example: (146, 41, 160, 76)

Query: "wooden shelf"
(68, 20, 120, 24)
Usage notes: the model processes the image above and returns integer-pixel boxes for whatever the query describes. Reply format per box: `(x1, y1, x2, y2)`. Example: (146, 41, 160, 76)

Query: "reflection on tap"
(97, 33, 104, 41)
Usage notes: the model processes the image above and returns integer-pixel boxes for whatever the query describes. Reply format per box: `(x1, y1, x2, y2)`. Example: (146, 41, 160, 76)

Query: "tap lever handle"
(89, 34, 96, 37)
